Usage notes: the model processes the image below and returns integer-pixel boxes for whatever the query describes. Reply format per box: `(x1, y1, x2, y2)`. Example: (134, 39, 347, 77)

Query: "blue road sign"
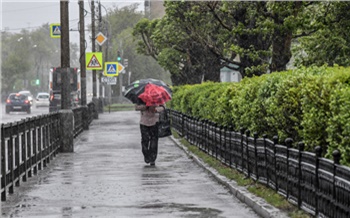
(50, 23, 61, 38)
(104, 62, 118, 77)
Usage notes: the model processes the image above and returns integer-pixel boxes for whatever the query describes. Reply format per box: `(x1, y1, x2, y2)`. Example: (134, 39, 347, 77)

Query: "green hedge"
(168, 66, 350, 165)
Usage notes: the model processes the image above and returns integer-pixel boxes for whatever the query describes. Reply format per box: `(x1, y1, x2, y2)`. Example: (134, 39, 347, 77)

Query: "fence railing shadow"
(0, 102, 95, 201)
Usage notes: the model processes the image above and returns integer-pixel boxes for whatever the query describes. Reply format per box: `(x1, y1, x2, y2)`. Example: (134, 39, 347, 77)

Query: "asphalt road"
(0, 102, 50, 124)
(1, 111, 263, 218)
(0, 96, 93, 124)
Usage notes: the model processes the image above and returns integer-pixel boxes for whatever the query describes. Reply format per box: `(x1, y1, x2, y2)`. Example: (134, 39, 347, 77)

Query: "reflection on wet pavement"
(1, 111, 260, 218)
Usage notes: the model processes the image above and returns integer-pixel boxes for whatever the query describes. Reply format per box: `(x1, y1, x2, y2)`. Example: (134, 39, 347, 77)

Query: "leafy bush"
(171, 66, 350, 164)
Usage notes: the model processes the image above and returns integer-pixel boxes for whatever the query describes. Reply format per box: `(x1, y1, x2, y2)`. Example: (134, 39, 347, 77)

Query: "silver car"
(35, 92, 50, 108)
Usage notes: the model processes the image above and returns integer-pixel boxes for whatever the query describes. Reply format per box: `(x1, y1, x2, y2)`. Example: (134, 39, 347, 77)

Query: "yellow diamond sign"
(117, 63, 125, 73)
(95, 32, 107, 46)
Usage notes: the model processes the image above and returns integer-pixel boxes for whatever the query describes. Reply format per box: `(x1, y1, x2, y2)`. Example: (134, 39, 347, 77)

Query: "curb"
(170, 136, 289, 218)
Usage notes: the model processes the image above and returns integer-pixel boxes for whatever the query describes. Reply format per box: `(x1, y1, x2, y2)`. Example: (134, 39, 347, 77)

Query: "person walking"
(135, 104, 164, 166)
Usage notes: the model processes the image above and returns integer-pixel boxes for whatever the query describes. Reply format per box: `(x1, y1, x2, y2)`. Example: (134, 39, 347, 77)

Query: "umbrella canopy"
(124, 78, 171, 104)
(138, 83, 171, 106)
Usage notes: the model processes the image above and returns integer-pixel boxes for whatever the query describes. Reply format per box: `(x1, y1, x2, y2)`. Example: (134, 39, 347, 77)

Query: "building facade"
(144, 0, 165, 19)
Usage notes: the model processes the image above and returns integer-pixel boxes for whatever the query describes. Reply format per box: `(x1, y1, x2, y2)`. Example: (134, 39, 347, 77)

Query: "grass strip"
(104, 104, 134, 112)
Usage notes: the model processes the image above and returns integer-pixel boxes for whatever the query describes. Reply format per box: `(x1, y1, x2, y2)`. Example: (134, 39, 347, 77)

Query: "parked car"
(18, 90, 34, 105)
(35, 92, 50, 108)
(5, 93, 31, 114)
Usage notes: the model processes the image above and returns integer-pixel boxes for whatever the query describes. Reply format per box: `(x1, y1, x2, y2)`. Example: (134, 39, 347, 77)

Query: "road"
(0, 102, 50, 124)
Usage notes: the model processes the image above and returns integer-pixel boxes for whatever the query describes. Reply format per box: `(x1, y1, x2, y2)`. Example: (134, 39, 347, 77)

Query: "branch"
(206, 2, 232, 31)
(293, 29, 318, 38)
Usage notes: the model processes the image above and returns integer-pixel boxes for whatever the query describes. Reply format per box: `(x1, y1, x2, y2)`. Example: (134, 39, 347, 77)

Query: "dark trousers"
(140, 123, 159, 163)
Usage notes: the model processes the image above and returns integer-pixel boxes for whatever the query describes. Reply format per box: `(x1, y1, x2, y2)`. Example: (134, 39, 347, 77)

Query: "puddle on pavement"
(139, 202, 224, 218)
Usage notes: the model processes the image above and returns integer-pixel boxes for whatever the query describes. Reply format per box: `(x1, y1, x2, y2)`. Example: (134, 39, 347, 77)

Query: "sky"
(0, 0, 145, 96)
(0, 0, 144, 45)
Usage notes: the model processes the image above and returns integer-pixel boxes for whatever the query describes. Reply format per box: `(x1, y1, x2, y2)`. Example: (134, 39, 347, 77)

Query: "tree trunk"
(270, 30, 292, 72)
(269, 1, 302, 73)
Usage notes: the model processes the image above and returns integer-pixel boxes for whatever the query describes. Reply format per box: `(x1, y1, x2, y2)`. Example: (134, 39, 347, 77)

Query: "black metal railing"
(0, 103, 95, 201)
(73, 107, 83, 138)
(1, 112, 61, 201)
(169, 109, 350, 218)
(87, 102, 95, 125)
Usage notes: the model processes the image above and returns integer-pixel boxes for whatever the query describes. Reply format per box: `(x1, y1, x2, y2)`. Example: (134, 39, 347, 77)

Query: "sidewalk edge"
(169, 136, 289, 218)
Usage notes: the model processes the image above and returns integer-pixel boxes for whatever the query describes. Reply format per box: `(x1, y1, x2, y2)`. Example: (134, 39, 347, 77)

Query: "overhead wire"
(2, 3, 57, 13)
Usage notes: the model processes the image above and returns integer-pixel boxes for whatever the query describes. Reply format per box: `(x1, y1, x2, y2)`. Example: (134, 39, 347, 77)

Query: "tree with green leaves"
(134, 1, 350, 85)
(100, 3, 170, 96)
(1, 24, 78, 95)
(134, 2, 225, 85)
(134, 1, 273, 83)
(293, 2, 350, 67)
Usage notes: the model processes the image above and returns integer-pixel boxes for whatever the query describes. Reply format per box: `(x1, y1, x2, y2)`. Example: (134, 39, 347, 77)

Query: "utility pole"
(60, 0, 74, 152)
(103, 7, 111, 111)
(79, 0, 86, 106)
(98, 0, 104, 113)
(91, 0, 96, 98)
(91, 0, 98, 118)
(60, 0, 70, 110)
(79, 0, 89, 130)
(119, 42, 123, 101)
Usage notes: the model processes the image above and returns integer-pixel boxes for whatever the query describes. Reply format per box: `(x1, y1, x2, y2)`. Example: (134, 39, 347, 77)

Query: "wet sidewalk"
(1, 111, 285, 218)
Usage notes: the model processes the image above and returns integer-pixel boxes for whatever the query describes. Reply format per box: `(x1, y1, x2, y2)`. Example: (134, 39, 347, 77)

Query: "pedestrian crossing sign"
(104, 62, 119, 77)
(86, 52, 103, 70)
(50, 23, 61, 38)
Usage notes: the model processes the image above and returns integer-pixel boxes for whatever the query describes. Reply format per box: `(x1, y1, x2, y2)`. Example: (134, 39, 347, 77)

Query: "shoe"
(150, 162, 155, 166)
(144, 158, 150, 164)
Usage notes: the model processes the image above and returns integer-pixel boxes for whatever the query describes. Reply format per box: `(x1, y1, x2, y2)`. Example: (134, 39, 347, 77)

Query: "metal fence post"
(214, 123, 218, 160)
(27, 118, 33, 179)
(240, 127, 245, 172)
(38, 116, 42, 171)
(223, 125, 228, 164)
(200, 119, 204, 150)
(198, 118, 202, 148)
(263, 134, 268, 185)
(0, 124, 4, 202)
(44, 115, 49, 166)
(181, 113, 184, 137)
(185, 115, 188, 140)
(229, 126, 234, 167)
(82, 105, 89, 130)
(32, 118, 38, 175)
(314, 146, 322, 217)
(297, 141, 305, 209)
(285, 138, 293, 200)
(332, 150, 341, 218)
(22, 120, 27, 182)
(189, 116, 193, 144)
(273, 135, 279, 192)
(0, 123, 1, 218)
(9, 123, 14, 194)
(205, 120, 209, 153)
(254, 132, 258, 181)
(15, 122, 20, 187)
(245, 130, 251, 178)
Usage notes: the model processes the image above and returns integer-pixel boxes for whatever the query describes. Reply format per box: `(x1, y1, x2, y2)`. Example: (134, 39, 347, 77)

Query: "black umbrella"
(124, 78, 172, 104)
